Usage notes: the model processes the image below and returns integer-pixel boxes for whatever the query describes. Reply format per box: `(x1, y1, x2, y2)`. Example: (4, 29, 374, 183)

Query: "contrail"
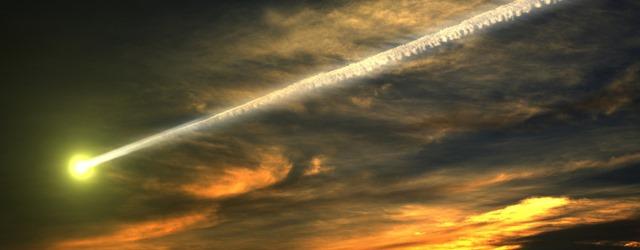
(77, 0, 564, 169)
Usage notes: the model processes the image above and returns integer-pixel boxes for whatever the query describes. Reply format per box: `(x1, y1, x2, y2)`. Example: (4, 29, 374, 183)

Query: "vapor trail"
(81, 0, 564, 168)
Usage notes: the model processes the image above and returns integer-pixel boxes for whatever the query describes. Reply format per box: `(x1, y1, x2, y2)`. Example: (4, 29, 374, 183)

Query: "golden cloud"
(301, 196, 640, 250)
(304, 155, 333, 176)
(52, 211, 214, 250)
(181, 150, 292, 199)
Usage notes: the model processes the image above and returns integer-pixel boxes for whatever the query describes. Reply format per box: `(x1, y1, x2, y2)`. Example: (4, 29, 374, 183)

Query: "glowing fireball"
(68, 154, 97, 180)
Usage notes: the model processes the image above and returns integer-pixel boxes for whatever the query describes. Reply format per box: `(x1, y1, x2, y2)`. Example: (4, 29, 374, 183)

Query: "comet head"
(68, 154, 97, 180)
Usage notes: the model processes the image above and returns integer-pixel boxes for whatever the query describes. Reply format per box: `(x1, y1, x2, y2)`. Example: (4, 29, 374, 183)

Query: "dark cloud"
(512, 218, 640, 250)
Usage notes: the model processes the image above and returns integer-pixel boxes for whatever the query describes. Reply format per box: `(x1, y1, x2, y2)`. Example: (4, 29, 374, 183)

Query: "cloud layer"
(2, 0, 640, 249)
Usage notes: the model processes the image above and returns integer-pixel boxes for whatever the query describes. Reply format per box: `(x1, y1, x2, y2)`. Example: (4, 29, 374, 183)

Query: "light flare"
(68, 154, 98, 180)
(78, 0, 565, 171)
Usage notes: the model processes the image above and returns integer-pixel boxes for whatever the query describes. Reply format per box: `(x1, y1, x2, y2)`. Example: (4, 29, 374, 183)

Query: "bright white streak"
(83, 0, 563, 168)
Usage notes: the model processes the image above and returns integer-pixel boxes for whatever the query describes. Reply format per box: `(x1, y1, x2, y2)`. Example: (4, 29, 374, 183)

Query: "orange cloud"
(624, 241, 640, 248)
(53, 212, 213, 250)
(304, 156, 332, 176)
(302, 197, 640, 250)
(181, 151, 291, 198)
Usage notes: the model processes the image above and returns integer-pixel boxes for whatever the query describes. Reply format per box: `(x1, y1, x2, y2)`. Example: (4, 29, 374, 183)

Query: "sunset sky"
(2, 0, 640, 249)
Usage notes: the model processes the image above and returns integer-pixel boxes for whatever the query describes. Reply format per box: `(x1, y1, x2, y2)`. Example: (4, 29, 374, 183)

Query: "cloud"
(94, 1, 640, 249)
(512, 218, 640, 249)
(52, 211, 216, 250)
(180, 150, 292, 199)
(299, 197, 640, 250)
(7, 0, 640, 249)
(303, 156, 333, 176)
(133, 147, 292, 199)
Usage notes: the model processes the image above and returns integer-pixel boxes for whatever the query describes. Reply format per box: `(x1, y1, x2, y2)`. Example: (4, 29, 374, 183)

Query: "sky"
(2, 0, 640, 249)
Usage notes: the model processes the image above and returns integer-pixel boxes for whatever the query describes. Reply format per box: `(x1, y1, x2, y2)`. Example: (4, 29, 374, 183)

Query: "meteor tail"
(82, 0, 564, 168)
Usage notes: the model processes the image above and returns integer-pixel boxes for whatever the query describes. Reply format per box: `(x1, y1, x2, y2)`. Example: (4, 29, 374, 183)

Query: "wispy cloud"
(300, 197, 640, 250)
(53, 211, 215, 250)
(180, 150, 291, 199)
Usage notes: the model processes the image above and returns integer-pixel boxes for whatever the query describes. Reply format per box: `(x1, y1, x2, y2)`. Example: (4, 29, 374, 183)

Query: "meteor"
(71, 0, 564, 176)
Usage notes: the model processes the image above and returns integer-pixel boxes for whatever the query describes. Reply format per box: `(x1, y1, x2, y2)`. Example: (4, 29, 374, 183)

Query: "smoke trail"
(80, 0, 564, 168)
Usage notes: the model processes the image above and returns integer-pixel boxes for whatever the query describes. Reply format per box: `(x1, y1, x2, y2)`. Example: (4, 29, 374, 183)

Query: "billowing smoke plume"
(82, 0, 564, 168)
